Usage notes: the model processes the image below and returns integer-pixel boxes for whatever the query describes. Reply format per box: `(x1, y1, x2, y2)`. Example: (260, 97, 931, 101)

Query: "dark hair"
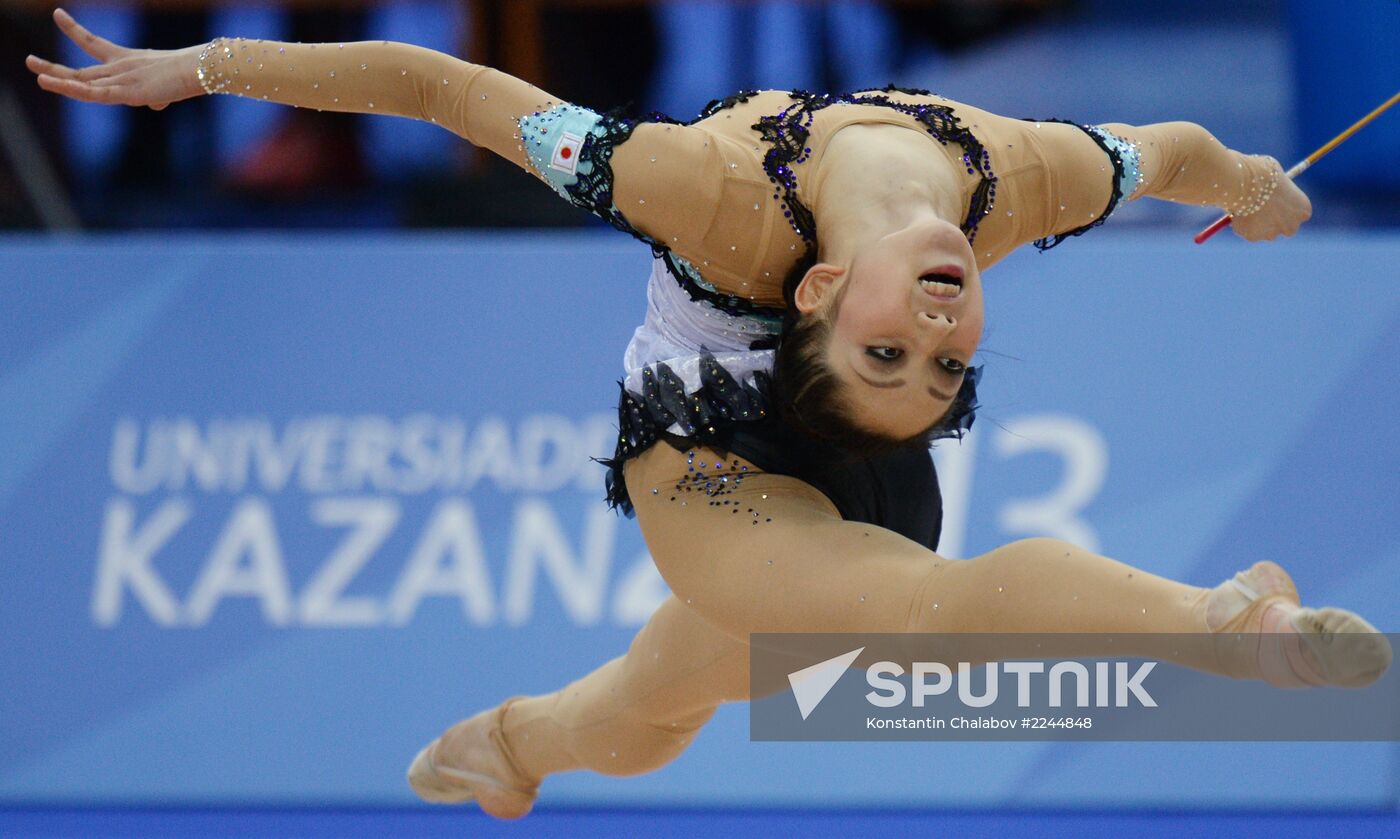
(768, 248, 969, 460)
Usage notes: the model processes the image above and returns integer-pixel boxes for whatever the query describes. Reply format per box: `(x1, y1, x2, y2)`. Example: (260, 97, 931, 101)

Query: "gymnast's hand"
(26, 8, 203, 111)
(1230, 157, 1312, 242)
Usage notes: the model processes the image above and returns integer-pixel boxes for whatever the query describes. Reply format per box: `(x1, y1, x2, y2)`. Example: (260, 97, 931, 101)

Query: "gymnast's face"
(795, 218, 984, 439)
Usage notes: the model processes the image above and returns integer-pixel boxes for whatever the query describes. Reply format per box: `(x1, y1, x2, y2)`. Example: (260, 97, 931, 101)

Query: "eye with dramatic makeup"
(938, 358, 967, 374)
(866, 346, 903, 363)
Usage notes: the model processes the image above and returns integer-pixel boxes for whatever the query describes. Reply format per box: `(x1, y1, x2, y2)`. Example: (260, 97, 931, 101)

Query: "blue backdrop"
(1, 229, 1397, 808)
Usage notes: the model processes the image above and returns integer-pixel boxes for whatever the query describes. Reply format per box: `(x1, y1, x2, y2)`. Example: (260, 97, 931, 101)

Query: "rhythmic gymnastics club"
(1194, 89, 1400, 244)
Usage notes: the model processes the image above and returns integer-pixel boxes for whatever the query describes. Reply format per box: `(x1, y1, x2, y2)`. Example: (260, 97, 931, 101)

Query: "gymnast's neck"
(811, 123, 967, 267)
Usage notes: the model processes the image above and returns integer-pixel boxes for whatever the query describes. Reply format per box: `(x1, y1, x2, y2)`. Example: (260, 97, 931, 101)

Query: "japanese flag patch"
(550, 130, 585, 175)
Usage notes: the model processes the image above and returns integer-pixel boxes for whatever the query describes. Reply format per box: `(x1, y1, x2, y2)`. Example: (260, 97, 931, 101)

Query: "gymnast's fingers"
(26, 53, 123, 83)
(26, 54, 81, 80)
(53, 7, 130, 63)
(35, 73, 130, 106)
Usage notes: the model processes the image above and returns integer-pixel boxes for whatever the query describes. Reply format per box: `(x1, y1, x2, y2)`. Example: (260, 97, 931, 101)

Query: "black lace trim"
(695, 89, 760, 120)
(1025, 118, 1127, 251)
(598, 352, 982, 516)
(598, 354, 771, 515)
(562, 110, 645, 240)
(657, 251, 786, 324)
(562, 106, 783, 323)
(750, 86, 999, 246)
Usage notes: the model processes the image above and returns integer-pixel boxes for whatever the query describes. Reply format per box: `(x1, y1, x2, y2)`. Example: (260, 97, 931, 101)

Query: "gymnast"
(28, 8, 1390, 820)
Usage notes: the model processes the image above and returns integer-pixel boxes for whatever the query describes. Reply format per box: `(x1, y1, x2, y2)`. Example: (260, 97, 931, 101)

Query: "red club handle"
(1194, 214, 1232, 244)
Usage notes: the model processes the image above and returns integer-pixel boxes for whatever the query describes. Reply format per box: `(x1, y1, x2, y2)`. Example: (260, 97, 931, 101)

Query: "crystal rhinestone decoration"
(1223, 155, 1281, 217)
(600, 353, 771, 515)
(195, 39, 235, 95)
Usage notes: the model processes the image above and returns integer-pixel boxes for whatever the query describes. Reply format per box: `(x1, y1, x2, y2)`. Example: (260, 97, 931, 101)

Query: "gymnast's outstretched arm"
(1031, 115, 1312, 243)
(26, 8, 720, 246)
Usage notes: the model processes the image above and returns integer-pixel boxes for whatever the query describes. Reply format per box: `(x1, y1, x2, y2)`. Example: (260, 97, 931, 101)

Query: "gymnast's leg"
(415, 593, 752, 818)
(624, 444, 1387, 681)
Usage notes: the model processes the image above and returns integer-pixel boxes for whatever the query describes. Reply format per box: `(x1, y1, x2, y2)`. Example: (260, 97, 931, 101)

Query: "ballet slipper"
(1225, 560, 1299, 607)
(406, 697, 539, 819)
(1212, 566, 1391, 689)
(1280, 606, 1392, 688)
(1202, 560, 1299, 631)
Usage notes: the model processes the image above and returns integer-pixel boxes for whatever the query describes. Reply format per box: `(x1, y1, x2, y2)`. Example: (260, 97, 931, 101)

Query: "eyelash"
(866, 347, 967, 375)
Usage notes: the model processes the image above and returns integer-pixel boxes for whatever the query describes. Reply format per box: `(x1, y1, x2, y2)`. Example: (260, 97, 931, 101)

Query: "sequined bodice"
(580, 89, 1145, 318)
(661, 88, 1003, 308)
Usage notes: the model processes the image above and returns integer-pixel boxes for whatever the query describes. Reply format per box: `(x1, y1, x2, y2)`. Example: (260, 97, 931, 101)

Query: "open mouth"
(918, 267, 963, 299)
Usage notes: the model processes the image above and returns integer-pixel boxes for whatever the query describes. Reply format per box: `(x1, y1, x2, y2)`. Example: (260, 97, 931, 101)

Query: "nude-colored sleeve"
(1099, 120, 1282, 215)
(198, 37, 720, 244)
(1034, 117, 1282, 219)
(1010, 117, 1282, 249)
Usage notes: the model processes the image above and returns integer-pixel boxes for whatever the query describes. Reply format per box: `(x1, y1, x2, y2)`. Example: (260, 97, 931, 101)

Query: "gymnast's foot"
(1203, 560, 1298, 631)
(407, 698, 540, 819)
(1207, 561, 1391, 688)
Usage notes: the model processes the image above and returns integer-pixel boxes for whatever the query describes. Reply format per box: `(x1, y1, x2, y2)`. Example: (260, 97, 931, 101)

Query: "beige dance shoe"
(407, 697, 539, 819)
(1212, 561, 1391, 688)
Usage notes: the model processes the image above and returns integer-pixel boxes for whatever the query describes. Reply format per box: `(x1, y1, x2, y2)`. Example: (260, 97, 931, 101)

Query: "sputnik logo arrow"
(787, 647, 865, 720)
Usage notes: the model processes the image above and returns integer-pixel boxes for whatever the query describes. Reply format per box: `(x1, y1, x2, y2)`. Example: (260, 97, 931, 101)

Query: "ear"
(793, 263, 846, 315)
